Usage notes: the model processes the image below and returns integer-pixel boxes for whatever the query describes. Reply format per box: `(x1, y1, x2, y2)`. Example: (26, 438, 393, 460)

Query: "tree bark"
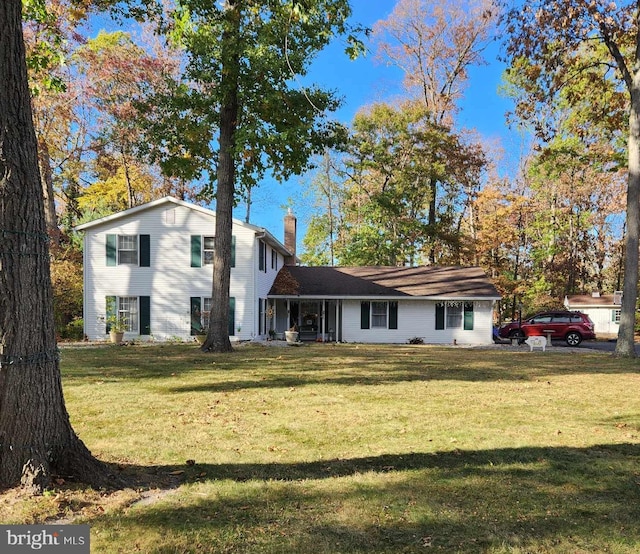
(615, 83, 640, 357)
(0, 0, 116, 491)
(202, 1, 239, 353)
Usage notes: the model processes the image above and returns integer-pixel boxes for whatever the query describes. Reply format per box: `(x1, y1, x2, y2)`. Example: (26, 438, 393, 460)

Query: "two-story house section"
(75, 196, 293, 342)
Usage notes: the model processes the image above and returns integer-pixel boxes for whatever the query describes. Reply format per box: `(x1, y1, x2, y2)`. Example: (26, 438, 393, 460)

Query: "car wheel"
(509, 329, 525, 344)
(565, 331, 582, 346)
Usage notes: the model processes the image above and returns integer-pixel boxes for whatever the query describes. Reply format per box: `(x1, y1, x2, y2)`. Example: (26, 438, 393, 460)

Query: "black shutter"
(360, 301, 370, 329)
(140, 296, 151, 334)
(231, 235, 236, 268)
(258, 241, 265, 271)
(389, 301, 398, 329)
(435, 303, 445, 330)
(191, 236, 202, 267)
(258, 298, 265, 335)
(190, 297, 201, 335)
(229, 297, 236, 336)
(106, 234, 117, 266)
(140, 235, 150, 267)
(464, 302, 474, 330)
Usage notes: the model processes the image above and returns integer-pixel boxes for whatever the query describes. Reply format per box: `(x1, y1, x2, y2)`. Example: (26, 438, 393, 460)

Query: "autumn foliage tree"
(501, 0, 640, 356)
(335, 102, 485, 265)
(1, 0, 114, 491)
(373, 0, 497, 262)
(164, 0, 363, 352)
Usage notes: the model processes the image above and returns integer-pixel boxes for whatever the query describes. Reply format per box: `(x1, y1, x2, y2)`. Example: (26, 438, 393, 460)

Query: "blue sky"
(89, 2, 523, 251)
(239, 0, 526, 251)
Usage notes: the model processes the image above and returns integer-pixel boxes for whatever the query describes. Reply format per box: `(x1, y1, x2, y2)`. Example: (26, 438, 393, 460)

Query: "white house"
(564, 292, 622, 337)
(267, 265, 501, 345)
(76, 196, 501, 345)
(75, 196, 293, 342)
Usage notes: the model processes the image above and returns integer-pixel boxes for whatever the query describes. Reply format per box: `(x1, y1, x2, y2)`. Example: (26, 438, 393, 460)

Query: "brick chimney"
(284, 209, 297, 265)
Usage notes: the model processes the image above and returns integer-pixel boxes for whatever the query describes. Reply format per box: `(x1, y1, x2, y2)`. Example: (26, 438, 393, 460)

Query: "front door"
(299, 301, 319, 340)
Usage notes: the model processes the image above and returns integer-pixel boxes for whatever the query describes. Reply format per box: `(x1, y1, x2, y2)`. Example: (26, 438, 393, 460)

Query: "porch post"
(272, 300, 276, 334)
(287, 299, 290, 330)
(321, 300, 326, 341)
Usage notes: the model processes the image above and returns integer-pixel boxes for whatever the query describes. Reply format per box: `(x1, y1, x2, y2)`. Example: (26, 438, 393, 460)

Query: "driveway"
(561, 339, 639, 354)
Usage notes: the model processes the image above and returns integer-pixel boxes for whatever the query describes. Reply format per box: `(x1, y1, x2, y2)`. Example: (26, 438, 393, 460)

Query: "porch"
(265, 299, 341, 342)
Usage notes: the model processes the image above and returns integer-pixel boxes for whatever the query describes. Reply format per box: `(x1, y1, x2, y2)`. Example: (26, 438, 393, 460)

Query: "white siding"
(341, 300, 495, 345)
(82, 201, 274, 341)
(253, 242, 284, 338)
(579, 307, 619, 336)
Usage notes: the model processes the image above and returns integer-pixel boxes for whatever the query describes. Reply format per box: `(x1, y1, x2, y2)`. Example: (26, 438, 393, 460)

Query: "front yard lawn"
(2, 343, 640, 553)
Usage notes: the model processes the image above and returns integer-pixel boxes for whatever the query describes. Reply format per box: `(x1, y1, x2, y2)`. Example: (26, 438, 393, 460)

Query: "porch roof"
(268, 265, 500, 300)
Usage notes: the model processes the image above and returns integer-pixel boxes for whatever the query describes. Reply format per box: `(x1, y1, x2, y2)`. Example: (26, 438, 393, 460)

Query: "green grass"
(3, 342, 640, 553)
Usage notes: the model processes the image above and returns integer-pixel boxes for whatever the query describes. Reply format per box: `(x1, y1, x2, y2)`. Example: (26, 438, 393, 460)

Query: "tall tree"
(301, 151, 345, 266)
(170, 0, 362, 352)
(335, 102, 485, 266)
(76, 30, 179, 209)
(374, 0, 497, 125)
(0, 0, 113, 491)
(373, 0, 497, 261)
(22, 0, 75, 244)
(501, 0, 640, 356)
(473, 175, 535, 319)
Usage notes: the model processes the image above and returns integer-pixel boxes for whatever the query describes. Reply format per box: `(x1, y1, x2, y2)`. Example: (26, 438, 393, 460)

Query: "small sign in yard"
(525, 336, 547, 352)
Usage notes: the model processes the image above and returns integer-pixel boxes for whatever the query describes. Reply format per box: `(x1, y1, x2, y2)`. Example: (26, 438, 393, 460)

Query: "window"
(191, 235, 235, 268)
(190, 296, 235, 336)
(613, 309, 621, 323)
(118, 236, 138, 265)
(106, 234, 150, 266)
(106, 295, 150, 334)
(436, 302, 474, 330)
(371, 302, 387, 328)
(203, 236, 215, 265)
(271, 248, 278, 270)
(530, 315, 552, 324)
(360, 301, 398, 330)
(118, 296, 139, 332)
(446, 304, 462, 328)
(203, 297, 213, 321)
(552, 314, 571, 323)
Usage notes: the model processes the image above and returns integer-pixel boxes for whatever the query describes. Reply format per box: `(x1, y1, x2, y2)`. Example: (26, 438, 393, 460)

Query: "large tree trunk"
(615, 84, 640, 357)
(0, 0, 116, 491)
(202, 1, 239, 354)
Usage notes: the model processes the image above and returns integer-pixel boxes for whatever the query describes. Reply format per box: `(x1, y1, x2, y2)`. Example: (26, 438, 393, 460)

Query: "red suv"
(498, 310, 596, 346)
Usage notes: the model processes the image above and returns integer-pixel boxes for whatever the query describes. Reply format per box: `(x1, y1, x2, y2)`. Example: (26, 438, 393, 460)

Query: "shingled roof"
(268, 265, 500, 299)
(565, 294, 621, 307)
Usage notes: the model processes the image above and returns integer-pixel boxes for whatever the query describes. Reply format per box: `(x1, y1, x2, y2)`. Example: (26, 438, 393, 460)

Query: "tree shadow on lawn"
(108, 442, 640, 553)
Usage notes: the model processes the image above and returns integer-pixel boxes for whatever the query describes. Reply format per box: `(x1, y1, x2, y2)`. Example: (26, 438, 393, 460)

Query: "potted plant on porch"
(285, 324, 299, 344)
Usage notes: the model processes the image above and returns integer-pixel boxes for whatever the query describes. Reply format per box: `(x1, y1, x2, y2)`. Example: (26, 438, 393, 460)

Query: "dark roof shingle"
(269, 266, 500, 298)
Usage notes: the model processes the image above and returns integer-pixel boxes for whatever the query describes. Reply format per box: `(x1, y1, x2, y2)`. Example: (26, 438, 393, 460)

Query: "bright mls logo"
(0, 525, 89, 553)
